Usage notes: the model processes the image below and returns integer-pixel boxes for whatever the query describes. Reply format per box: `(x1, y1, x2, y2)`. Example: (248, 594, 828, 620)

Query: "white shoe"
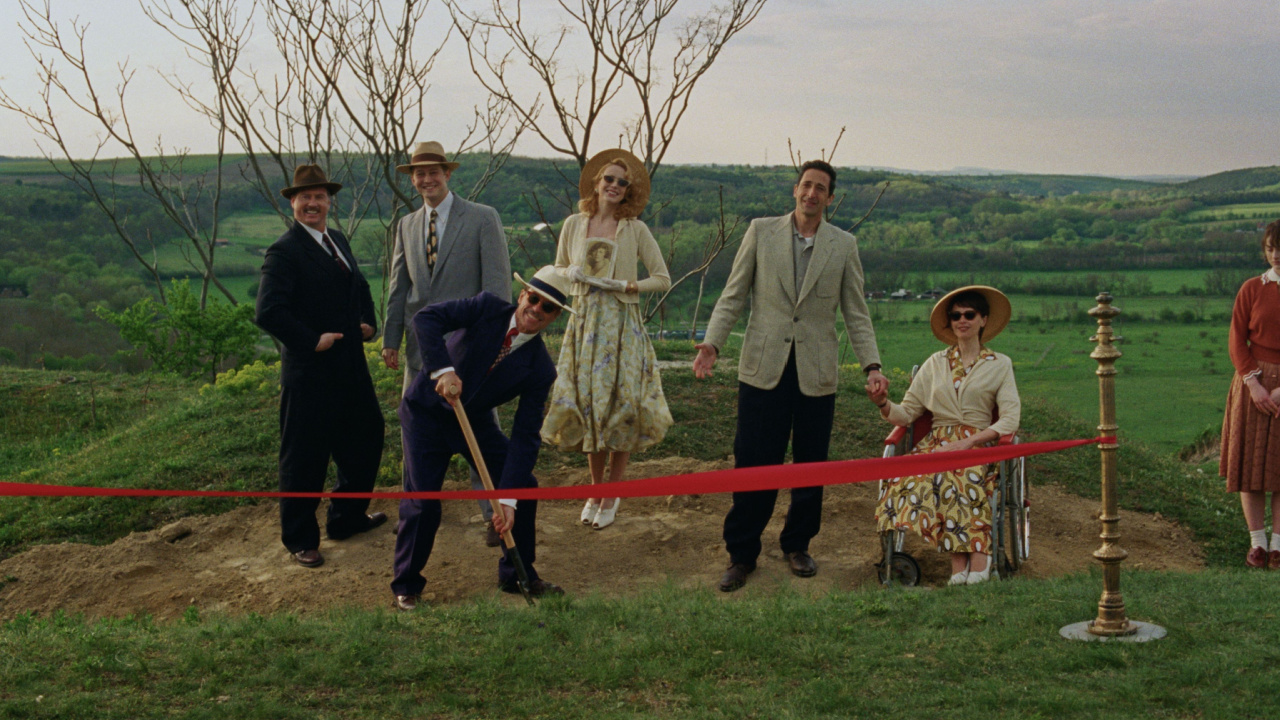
(580, 499, 601, 525)
(966, 566, 991, 584)
(592, 499, 620, 529)
(948, 572, 969, 586)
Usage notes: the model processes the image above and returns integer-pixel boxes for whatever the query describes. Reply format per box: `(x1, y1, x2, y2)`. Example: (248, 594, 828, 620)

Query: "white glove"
(567, 265, 589, 284)
(583, 276, 627, 292)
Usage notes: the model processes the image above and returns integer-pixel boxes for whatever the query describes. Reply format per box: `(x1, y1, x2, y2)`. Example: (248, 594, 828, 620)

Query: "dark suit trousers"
(278, 379, 385, 553)
(392, 401, 540, 596)
(723, 349, 835, 566)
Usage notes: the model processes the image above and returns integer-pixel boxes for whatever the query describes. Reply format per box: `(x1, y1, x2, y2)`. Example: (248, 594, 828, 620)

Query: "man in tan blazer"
(382, 141, 511, 544)
(694, 159, 889, 592)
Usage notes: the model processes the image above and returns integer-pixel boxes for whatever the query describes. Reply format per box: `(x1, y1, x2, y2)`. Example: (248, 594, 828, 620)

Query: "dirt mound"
(0, 458, 1203, 620)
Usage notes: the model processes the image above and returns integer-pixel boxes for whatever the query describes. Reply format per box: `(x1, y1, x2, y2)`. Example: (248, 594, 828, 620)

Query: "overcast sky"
(0, 0, 1276, 178)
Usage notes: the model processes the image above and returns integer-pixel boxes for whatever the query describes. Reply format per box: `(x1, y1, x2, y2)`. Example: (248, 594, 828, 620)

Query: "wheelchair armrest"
(884, 425, 908, 446)
(998, 433, 1016, 446)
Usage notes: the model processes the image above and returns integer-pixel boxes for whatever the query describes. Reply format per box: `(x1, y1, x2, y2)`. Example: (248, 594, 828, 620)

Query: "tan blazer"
(553, 214, 671, 303)
(704, 214, 881, 396)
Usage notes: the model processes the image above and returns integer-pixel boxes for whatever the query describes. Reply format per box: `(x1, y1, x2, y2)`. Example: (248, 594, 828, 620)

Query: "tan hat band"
(411, 153, 448, 164)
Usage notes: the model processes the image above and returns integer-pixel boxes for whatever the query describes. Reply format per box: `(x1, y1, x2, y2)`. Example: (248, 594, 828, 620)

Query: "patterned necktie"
(426, 209, 439, 272)
(488, 328, 519, 374)
(321, 233, 350, 274)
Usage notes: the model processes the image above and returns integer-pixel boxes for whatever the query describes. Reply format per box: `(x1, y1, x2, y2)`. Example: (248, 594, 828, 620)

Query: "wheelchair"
(874, 369, 1029, 587)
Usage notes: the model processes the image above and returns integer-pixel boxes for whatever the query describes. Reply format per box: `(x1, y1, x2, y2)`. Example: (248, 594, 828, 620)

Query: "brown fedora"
(929, 285, 1012, 345)
(279, 164, 342, 199)
(580, 148, 650, 215)
(396, 141, 461, 174)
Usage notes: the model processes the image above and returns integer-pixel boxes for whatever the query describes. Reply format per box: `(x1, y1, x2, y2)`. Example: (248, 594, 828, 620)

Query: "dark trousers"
(723, 351, 835, 566)
(278, 380, 385, 553)
(391, 402, 540, 596)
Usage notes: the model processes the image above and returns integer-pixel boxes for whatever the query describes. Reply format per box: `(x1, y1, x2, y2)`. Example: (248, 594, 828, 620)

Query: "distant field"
(1186, 202, 1280, 221)
(914, 269, 1226, 295)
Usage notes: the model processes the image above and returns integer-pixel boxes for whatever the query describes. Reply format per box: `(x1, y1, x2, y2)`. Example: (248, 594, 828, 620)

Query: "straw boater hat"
(929, 285, 1012, 345)
(580, 148, 650, 214)
(513, 266, 576, 315)
(396, 141, 460, 174)
(280, 164, 342, 199)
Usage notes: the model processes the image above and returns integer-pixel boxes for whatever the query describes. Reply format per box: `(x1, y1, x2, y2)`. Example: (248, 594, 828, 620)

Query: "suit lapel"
(292, 223, 347, 281)
(797, 221, 836, 304)
(435, 196, 468, 276)
(771, 215, 797, 306)
(403, 206, 427, 279)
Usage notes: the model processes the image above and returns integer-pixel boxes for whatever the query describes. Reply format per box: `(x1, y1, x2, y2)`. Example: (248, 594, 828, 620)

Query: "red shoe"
(1246, 546, 1267, 568)
(1269, 550, 1280, 570)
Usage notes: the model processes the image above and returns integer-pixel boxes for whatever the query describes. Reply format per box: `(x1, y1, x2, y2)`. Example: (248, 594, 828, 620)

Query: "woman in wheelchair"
(865, 286, 1020, 586)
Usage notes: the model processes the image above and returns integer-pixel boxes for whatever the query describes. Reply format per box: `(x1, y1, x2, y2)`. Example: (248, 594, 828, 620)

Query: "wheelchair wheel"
(877, 552, 921, 587)
(1001, 456, 1028, 575)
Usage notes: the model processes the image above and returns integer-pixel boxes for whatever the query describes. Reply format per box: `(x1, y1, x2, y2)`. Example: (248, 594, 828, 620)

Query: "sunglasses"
(524, 292, 561, 312)
(948, 310, 980, 321)
(602, 174, 631, 188)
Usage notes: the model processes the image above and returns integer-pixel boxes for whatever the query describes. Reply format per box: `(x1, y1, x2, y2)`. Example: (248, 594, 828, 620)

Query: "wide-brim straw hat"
(929, 285, 1012, 345)
(580, 148, 650, 214)
(396, 141, 460, 174)
(513, 266, 576, 315)
(280, 164, 342, 199)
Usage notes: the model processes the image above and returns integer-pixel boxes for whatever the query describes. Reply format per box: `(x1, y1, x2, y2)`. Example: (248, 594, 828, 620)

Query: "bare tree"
(445, 0, 765, 178)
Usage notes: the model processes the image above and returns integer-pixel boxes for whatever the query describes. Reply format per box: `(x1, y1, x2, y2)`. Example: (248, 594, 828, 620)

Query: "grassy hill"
(1175, 165, 1280, 195)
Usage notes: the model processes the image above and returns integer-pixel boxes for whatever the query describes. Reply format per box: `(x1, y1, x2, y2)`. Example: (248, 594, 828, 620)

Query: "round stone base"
(1059, 620, 1167, 642)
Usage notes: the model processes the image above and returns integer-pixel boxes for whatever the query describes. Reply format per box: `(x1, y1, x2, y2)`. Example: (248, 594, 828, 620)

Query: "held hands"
(435, 371, 462, 406)
(382, 348, 399, 370)
(491, 504, 515, 537)
(865, 369, 889, 397)
(865, 379, 889, 408)
(1247, 376, 1280, 416)
(315, 332, 343, 352)
(693, 343, 718, 378)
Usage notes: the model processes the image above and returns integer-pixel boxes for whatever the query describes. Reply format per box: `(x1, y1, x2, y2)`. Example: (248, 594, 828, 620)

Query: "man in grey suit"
(382, 141, 512, 543)
(694, 159, 889, 592)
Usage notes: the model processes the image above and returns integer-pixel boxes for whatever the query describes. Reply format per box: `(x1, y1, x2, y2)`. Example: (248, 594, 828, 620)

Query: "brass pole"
(1084, 292, 1136, 637)
(1061, 292, 1164, 641)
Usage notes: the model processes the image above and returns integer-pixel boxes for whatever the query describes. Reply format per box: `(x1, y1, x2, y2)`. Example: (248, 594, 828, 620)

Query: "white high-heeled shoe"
(592, 498, 620, 529)
(948, 571, 969, 586)
(966, 564, 991, 584)
(580, 499, 601, 525)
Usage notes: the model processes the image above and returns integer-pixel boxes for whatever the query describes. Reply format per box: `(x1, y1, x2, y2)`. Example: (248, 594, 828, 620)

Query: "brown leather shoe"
(1269, 550, 1280, 570)
(786, 551, 818, 578)
(327, 512, 388, 540)
(501, 578, 565, 597)
(718, 562, 754, 592)
(292, 549, 324, 568)
(1247, 546, 1267, 568)
(485, 525, 502, 548)
(393, 594, 420, 612)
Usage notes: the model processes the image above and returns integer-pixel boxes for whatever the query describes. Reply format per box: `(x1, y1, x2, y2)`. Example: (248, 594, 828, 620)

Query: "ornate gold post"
(1061, 292, 1165, 642)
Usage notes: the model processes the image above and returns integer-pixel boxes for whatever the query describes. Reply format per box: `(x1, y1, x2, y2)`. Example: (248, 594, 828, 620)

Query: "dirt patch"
(0, 457, 1204, 621)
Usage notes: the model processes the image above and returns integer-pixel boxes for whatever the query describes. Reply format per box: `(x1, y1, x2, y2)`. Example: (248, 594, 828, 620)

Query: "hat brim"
(513, 272, 575, 315)
(580, 149, 650, 215)
(395, 160, 460, 174)
(929, 285, 1011, 345)
(280, 182, 343, 199)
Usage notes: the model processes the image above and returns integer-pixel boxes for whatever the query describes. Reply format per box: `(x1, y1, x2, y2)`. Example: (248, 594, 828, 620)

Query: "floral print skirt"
(875, 424, 996, 554)
(541, 288, 673, 454)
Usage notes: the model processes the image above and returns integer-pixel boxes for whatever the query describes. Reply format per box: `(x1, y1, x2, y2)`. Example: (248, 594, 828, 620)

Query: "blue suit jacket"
(403, 292, 557, 490)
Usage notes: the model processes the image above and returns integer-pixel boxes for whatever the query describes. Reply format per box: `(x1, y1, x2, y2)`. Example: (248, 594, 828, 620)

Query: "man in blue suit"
(391, 266, 572, 610)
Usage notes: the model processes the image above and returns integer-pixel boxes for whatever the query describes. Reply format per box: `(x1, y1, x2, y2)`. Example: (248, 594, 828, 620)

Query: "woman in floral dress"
(866, 286, 1020, 585)
(541, 149, 673, 529)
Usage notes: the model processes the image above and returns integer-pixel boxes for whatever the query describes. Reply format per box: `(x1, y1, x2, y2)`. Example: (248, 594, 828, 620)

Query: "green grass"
(1186, 202, 1280, 221)
(1, 570, 1277, 718)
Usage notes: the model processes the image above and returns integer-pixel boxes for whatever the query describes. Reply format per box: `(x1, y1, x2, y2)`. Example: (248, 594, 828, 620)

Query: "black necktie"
(321, 233, 350, 274)
(426, 210, 439, 272)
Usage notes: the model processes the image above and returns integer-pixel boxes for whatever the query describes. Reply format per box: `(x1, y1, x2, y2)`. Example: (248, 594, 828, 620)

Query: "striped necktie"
(488, 328, 519, 374)
(426, 210, 439, 272)
(321, 233, 350, 274)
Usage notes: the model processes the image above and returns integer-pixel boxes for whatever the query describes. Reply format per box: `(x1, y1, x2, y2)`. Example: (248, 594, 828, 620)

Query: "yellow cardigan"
(553, 214, 671, 304)
(885, 349, 1021, 437)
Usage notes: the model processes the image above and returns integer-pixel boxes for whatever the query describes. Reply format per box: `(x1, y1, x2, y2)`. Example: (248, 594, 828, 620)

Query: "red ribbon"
(0, 437, 1108, 501)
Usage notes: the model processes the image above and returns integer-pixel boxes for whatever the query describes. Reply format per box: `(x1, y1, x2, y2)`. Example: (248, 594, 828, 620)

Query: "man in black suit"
(255, 164, 387, 568)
